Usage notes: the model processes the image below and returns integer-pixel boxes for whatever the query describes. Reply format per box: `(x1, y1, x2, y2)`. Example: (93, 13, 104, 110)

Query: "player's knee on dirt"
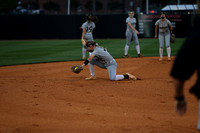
(110, 75, 116, 81)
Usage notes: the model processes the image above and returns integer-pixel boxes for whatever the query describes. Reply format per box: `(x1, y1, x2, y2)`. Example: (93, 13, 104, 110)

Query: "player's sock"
(89, 63, 95, 76)
(116, 75, 125, 80)
(82, 47, 86, 58)
(123, 74, 129, 79)
(124, 45, 129, 55)
(167, 47, 171, 57)
(136, 45, 140, 54)
(159, 48, 163, 58)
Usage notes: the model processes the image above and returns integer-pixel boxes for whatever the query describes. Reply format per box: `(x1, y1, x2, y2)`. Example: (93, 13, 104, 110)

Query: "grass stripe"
(0, 38, 185, 66)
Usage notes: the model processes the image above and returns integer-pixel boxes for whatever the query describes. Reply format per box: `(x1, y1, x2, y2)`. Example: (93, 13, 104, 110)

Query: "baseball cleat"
(168, 57, 171, 61)
(82, 57, 86, 60)
(126, 73, 137, 80)
(124, 54, 130, 58)
(138, 53, 143, 57)
(159, 57, 163, 61)
(85, 75, 96, 80)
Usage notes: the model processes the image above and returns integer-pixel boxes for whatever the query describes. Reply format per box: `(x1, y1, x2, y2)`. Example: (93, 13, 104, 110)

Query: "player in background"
(124, 11, 143, 58)
(155, 12, 173, 61)
(81, 15, 98, 80)
(81, 15, 98, 59)
(81, 41, 141, 81)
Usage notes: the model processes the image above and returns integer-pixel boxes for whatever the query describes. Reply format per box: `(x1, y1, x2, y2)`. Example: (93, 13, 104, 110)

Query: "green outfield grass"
(0, 38, 185, 66)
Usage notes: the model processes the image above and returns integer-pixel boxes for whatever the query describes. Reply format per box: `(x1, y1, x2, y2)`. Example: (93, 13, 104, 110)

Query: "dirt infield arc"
(0, 57, 198, 133)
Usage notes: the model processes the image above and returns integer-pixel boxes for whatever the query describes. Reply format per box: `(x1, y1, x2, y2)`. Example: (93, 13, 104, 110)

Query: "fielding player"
(81, 41, 140, 81)
(124, 11, 143, 58)
(155, 12, 173, 61)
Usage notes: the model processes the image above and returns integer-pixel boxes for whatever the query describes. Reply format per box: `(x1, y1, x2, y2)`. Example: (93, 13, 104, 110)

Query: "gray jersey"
(91, 46, 114, 65)
(81, 21, 95, 34)
(155, 19, 172, 35)
(126, 17, 136, 31)
(81, 21, 95, 41)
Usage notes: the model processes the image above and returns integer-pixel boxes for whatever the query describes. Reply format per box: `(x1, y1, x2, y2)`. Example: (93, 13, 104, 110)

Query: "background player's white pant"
(126, 30, 139, 46)
(82, 46, 87, 58)
(125, 30, 140, 55)
(159, 33, 171, 58)
(82, 34, 93, 58)
(159, 33, 170, 48)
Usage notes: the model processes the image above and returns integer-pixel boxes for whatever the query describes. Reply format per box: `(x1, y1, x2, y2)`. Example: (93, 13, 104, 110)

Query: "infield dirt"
(0, 56, 198, 133)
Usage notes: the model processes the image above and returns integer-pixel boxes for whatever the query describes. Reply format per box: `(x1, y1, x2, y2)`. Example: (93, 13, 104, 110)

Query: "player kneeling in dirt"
(81, 41, 140, 81)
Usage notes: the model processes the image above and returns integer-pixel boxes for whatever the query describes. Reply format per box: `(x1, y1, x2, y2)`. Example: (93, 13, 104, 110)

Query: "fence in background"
(0, 14, 194, 40)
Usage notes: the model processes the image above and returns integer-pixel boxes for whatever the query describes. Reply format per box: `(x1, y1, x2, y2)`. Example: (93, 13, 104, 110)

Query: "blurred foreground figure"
(170, 0, 200, 130)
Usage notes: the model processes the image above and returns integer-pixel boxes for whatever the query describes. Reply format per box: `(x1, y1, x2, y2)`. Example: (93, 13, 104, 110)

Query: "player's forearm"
(131, 26, 137, 32)
(170, 26, 173, 31)
(128, 23, 137, 32)
(173, 78, 186, 115)
(81, 29, 86, 39)
(155, 27, 157, 36)
(82, 55, 95, 68)
(174, 78, 184, 98)
(87, 55, 95, 62)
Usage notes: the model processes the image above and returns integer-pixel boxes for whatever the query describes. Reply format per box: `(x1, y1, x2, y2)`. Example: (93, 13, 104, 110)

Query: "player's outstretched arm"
(82, 54, 95, 68)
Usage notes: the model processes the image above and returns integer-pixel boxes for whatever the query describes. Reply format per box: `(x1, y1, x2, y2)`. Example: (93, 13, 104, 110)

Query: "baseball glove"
(71, 65, 83, 74)
(81, 39, 87, 46)
(170, 32, 175, 43)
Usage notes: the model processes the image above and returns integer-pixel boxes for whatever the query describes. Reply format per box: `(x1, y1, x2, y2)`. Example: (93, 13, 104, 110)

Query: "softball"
(74, 67, 78, 71)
